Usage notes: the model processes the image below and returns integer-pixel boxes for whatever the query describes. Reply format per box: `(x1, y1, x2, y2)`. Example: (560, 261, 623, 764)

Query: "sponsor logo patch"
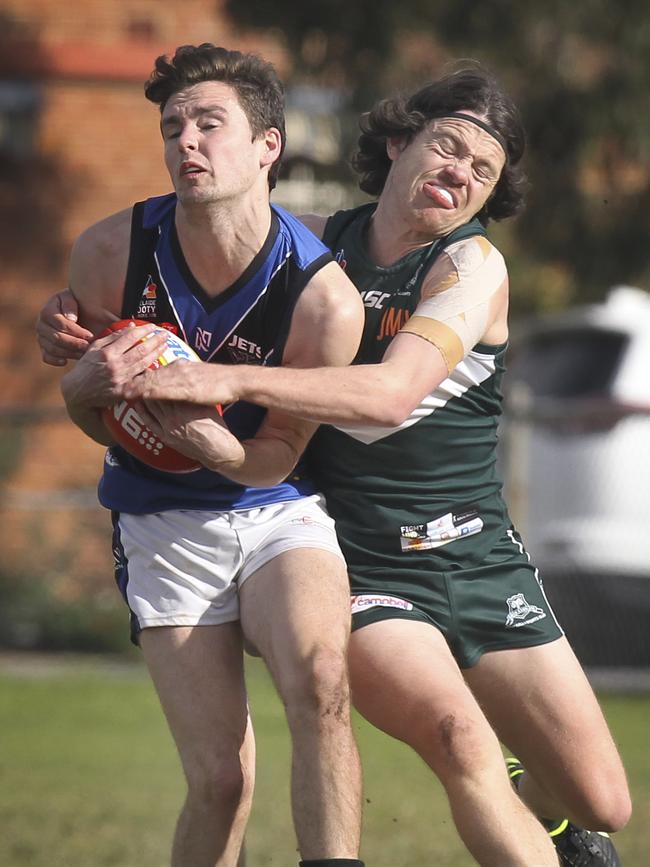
(362, 289, 391, 309)
(378, 306, 411, 340)
(351, 593, 413, 614)
(400, 506, 483, 552)
(227, 333, 262, 362)
(136, 276, 158, 318)
(194, 327, 213, 353)
(290, 515, 320, 526)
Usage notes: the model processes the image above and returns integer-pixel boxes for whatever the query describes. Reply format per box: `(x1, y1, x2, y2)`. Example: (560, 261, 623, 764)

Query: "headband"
(430, 112, 508, 158)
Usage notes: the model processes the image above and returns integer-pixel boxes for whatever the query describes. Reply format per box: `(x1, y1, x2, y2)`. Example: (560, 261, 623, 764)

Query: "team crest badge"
(505, 593, 546, 628)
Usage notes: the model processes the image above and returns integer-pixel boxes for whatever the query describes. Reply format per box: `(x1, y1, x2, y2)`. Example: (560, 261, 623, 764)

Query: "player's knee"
(409, 709, 499, 784)
(558, 759, 631, 833)
(436, 712, 494, 773)
(578, 784, 632, 833)
(282, 645, 351, 725)
(184, 751, 252, 813)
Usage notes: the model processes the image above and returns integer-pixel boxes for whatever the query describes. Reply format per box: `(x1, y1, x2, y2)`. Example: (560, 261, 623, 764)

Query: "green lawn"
(0, 655, 648, 865)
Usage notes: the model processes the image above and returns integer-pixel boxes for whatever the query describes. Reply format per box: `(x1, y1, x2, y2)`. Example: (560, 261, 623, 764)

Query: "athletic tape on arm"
(400, 236, 506, 371)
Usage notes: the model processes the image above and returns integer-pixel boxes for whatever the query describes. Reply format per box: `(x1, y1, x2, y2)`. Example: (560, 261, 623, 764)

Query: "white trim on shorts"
(116, 494, 344, 632)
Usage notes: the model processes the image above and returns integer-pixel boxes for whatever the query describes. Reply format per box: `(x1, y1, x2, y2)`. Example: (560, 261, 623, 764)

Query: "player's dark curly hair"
(352, 65, 527, 224)
(145, 43, 286, 190)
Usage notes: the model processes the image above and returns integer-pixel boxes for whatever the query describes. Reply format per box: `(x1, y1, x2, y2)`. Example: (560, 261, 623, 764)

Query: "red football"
(99, 319, 202, 473)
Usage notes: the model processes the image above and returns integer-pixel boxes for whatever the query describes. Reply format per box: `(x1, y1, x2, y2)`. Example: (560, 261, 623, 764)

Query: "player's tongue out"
(423, 183, 455, 209)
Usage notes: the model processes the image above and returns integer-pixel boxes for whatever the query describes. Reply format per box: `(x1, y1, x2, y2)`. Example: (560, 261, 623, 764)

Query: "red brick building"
(0, 0, 288, 242)
(0, 1, 288, 607)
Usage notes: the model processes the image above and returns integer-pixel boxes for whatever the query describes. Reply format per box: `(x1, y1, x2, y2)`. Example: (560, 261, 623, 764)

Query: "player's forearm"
(213, 435, 302, 488)
(63, 400, 114, 446)
(124, 357, 416, 427)
(167, 412, 300, 487)
(229, 362, 411, 427)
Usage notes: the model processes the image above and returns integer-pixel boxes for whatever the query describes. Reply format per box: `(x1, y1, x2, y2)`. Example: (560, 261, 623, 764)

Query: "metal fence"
(2, 403, 649, 678)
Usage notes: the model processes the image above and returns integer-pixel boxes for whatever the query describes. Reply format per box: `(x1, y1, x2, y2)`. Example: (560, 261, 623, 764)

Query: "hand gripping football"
(99, 319, 202, 473)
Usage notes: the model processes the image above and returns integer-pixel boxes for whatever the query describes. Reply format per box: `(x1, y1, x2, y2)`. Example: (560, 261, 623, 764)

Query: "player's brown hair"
(352, 65, 527, 224)
(145, 43, 286, 190)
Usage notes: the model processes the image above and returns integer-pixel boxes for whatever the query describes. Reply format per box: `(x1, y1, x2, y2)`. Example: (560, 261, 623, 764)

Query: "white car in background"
(503, 285, 650, 579)
(501, 286, 650, 667)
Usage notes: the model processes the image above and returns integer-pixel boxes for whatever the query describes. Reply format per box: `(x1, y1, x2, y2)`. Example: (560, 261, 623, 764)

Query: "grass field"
(1, 654, 649, 866)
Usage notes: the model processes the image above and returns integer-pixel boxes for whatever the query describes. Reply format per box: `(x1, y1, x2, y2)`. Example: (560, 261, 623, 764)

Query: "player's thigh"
(465, 637, 627, 794)
(349, 618, 502, 776)
(240, 547, 351, 689)
(140, 623, 250, 772)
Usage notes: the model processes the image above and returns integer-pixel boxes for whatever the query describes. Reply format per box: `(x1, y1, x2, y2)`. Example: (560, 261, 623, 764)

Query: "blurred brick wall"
(1, 0, 287, 242)
(0, 0, 286, 598)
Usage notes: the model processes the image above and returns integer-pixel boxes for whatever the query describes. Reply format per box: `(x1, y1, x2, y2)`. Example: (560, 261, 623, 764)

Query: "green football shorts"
(343, 521, 564, 669)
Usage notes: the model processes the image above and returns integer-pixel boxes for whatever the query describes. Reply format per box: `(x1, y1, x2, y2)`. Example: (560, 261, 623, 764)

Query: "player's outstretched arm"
(220, 242, 508, 427)
(124, 240, 508, 428)
(120, 268, 452, 426)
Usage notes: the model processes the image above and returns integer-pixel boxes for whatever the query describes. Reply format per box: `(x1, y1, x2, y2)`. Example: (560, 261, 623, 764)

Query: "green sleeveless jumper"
(307, 203, 562, 667)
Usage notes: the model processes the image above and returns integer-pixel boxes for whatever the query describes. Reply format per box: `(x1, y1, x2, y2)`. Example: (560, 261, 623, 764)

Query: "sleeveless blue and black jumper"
(99, 192, 332, 515)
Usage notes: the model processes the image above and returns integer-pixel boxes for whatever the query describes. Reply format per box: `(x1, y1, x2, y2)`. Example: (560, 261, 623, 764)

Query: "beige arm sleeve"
(400, 235, 507, 371)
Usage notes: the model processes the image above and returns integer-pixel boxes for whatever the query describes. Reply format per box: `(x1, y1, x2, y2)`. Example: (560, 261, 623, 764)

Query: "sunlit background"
(0, 2, 648, 864)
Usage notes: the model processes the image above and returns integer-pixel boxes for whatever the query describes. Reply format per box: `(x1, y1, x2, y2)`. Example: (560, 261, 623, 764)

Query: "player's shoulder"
(286, 259, 364, 366)
(442, 233, 505, 275)
(420, 232, 507, 302)
(298, 259, 364, 329)
(69, 207, 134, 308)
(272, 204, 331, 269)
(72, 206, 134, 265)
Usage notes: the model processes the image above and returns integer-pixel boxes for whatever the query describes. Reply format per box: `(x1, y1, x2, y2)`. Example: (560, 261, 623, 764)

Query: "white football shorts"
(113, 494, 344, 635)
